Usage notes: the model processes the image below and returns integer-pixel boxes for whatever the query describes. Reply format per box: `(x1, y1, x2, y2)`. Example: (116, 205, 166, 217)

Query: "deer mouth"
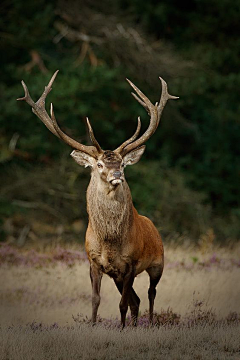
(110, 179, 123, 186)
(109, 178, 124, 186)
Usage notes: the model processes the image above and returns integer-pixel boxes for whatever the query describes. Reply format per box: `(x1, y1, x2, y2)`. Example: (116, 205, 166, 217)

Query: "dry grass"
(0, 243, 240, 359)
(1, 323, 240, 360)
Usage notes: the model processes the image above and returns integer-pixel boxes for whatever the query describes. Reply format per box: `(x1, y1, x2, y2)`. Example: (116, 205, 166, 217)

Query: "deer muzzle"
(113, 171, 121, 178)
(109, 170, 124, 185)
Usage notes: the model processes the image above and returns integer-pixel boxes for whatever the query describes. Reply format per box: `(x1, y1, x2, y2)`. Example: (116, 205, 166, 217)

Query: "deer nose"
(113, 171, 121, 179)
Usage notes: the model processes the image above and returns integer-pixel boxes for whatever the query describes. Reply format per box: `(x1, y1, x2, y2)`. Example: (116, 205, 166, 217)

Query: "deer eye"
(97, 163, 103, 169)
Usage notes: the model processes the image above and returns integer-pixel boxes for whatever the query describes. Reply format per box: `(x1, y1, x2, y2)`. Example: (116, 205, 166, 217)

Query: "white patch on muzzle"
(111, 179, 122, 185)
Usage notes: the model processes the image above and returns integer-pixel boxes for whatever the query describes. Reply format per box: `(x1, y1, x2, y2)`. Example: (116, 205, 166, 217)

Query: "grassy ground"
(1, 323, 240, 360)
(0, 243, 240, 359)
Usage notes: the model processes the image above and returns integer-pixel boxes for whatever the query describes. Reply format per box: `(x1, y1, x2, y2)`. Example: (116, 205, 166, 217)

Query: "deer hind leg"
(114, 280, 140, 326)
(90, 262, 102, 324)
(146, 265, 163, 324)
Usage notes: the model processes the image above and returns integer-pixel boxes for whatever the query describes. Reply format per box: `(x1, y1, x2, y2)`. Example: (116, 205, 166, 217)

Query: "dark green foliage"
(0, 0, 240, 242)
(126, 161, 211, 238)
(120, 0, 240, 214)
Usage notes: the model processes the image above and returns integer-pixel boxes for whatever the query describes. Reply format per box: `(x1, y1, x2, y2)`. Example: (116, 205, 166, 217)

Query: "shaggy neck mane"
(87, 174, 133, 244)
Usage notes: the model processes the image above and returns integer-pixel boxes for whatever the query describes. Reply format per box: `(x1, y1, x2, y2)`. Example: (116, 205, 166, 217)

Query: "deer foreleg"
(119, 265, 135, 328)
(114, 280, 140, 326)
(129, 288, 140, 326)
(90, 262, 102, 324)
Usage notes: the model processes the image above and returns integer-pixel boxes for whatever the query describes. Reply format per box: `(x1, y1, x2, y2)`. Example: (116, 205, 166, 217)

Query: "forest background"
(1, 0, 240, 246)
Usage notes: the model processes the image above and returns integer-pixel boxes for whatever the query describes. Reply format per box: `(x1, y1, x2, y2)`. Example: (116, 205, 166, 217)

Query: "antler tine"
(115, 117, 141, 153)
(157, 77, 179, 125)
(131, 93, 149, 113)
(126, 79, 153, 109)
(50, 104, 99, 157)
(86, 117, 102, 153)
(17, 71, 61, 138)
(36, 70, 59, 107)
(17, 81, 35, 107)
(119, 77, 178, 156)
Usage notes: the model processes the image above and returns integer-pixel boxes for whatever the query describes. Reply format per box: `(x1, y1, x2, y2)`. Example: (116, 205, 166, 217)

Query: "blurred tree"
(120, 0, 240, 213)
(0, 0, 239, 242)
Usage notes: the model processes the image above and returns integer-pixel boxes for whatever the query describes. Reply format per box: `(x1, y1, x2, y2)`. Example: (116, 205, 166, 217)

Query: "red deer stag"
(17, 71, 178, 327)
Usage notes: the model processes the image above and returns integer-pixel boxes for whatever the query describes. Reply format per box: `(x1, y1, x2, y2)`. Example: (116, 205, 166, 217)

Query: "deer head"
(17, 71, 178, 189)
(71, 147, 146, 187)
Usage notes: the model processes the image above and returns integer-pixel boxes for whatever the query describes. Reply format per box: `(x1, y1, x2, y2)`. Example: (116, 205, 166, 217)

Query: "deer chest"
(89, 245, 129, 281)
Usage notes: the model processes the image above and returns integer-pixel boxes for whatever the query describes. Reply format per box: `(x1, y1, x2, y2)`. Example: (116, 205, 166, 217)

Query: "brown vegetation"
(0, 244, 239, 358)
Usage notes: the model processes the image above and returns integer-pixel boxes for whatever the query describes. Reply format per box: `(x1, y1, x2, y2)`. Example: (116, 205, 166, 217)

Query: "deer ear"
(70, 150, 95, 168)
(123, 145, 146, 166)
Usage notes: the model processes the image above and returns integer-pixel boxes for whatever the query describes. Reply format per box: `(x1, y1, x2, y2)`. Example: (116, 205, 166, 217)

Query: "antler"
(114, 116, 141, 153)
(118, 78, 179, 156)
(17, 71, 101, 158)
